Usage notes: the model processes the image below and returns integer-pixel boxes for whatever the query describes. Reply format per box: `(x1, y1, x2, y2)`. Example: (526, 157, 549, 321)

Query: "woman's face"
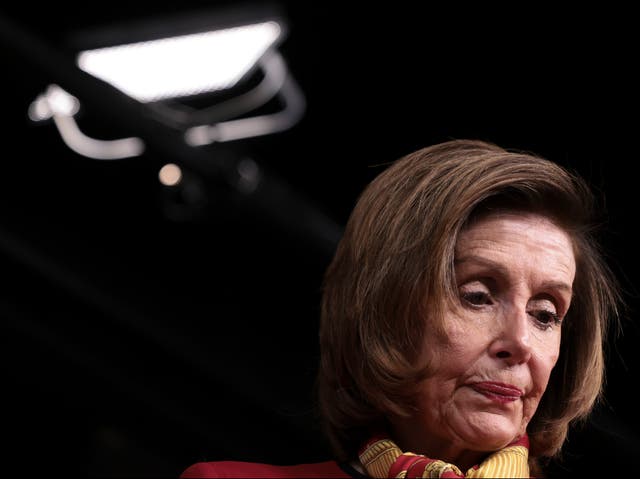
(392, 211, 575, 464)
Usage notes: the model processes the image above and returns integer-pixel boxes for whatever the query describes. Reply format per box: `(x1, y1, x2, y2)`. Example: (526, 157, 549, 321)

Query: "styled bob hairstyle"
(317, 139, 621, 470)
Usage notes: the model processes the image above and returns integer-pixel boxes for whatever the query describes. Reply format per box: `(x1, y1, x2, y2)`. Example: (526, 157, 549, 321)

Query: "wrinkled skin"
(391, 212, 575, 471)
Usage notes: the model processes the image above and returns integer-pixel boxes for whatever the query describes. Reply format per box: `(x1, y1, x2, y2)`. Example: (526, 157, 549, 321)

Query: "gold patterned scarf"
(358, 434, 530, 478)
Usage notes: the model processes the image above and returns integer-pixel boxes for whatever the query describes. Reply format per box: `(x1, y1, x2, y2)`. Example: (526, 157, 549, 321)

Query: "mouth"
(470, 381, 523, 404)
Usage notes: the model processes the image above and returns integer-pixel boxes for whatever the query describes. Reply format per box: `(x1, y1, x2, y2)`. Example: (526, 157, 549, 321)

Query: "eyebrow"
(454, 254, 573, 295)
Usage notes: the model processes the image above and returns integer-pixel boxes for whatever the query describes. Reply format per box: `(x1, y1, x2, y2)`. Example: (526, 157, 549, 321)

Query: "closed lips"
(471, 381, 523, 399)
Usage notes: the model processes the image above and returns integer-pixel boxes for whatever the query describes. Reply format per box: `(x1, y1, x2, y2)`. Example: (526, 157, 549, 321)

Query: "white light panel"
(77, 21, 282, 102)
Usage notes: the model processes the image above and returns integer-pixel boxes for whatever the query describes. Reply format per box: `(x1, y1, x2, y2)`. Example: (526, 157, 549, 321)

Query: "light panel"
(76, 21, 282, 102)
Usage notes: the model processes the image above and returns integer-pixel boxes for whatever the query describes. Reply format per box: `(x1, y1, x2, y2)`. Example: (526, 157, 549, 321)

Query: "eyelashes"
(460, 290, 562, 330)
(528, 309, 562, 329)
(461, 290, 491, 305)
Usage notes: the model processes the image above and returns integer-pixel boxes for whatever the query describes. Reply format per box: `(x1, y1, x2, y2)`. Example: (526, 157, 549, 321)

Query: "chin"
(462, 417, 520, 451)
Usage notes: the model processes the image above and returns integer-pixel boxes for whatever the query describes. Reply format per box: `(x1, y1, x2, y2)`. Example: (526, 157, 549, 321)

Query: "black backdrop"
(1, 2, 638, 477)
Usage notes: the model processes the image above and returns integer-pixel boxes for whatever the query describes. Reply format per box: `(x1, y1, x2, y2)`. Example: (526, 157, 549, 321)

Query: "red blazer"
(180, 460, 365, 478)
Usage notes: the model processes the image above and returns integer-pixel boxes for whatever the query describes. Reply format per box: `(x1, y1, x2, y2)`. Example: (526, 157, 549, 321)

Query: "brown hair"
(317, 139, 621, 470)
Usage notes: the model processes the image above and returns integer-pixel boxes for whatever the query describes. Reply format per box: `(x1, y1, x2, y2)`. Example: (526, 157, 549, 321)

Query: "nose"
(489, 306, 533, 365)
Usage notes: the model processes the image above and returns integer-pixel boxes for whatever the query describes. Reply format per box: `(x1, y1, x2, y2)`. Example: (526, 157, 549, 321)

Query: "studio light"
(76, 21, 282, 103)
(28, 4, 305, 160)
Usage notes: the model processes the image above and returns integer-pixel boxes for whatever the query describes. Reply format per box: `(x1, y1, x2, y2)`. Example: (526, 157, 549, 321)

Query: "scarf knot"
(358, 434, 529, 478)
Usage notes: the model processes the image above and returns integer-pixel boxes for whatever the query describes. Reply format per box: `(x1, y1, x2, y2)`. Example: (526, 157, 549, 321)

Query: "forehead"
(455, 211, 576, 281)
(459, 211, 570, 241)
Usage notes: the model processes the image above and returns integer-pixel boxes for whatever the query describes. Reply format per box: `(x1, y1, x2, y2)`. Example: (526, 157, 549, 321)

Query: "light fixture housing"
(28, 3, 305, 160)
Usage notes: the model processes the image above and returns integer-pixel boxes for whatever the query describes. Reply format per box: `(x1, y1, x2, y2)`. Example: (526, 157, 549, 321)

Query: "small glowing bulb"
(159, 163, 182, 186)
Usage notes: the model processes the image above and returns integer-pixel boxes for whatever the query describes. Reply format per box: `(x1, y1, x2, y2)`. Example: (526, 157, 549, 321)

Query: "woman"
(181, 139, 621, 478)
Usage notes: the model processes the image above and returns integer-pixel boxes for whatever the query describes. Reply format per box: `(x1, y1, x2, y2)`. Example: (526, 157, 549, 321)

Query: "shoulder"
(179, 459, 359, 478)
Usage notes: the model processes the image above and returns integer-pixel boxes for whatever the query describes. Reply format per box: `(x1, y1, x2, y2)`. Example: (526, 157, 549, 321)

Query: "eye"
(461, 290, 492, 306)
(528, 297, 562, 330)
(528, 308, 562, 331)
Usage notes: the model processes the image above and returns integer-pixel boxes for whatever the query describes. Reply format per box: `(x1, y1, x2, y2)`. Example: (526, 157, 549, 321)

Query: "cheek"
(419, 326, 487, 394)
(523, 341, 561, 422)
(422, 320, 485, 371)
(440, 321, 494, 368)
(537, 346, 561, 389)
(532, 331, 561, 378)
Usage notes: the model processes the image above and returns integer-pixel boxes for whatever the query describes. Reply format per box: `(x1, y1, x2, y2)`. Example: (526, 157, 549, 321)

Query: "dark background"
(1, 2, 638, 477)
